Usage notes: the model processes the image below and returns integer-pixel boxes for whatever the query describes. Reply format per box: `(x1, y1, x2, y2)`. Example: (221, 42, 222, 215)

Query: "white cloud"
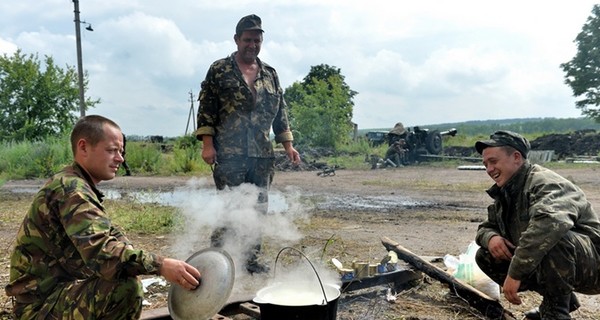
(0, 1, 597, 136)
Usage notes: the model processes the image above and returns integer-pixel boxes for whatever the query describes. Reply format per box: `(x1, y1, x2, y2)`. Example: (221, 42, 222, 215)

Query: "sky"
(1, 1, 598, 137)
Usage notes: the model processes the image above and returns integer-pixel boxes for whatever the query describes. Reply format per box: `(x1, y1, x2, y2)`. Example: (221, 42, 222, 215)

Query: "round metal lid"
(168, 248, 235, 320)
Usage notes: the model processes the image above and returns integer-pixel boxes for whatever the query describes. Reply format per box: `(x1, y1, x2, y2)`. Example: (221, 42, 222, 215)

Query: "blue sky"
(1, 1, 597, 137)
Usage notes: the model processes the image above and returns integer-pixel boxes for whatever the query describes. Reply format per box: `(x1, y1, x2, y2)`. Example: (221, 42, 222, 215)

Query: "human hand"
(281, 141, 301, 165)
(488, 235, 515, 261)
(287, 148, 301, 165)
(160, 258, 202, 290)
(201, 146, 217, 165)
(503, 276, 522, 305)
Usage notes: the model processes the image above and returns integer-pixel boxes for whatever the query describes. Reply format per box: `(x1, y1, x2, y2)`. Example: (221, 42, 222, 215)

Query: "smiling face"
(234, 30, 263, 64)
(75, 124, 124, 184)
(482, 146, 524, 188)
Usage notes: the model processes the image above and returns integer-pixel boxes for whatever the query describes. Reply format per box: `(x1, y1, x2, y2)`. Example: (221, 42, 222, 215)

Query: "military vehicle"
(365, 131, 388, 146)
(396, 126, 458, 163)
(368, 124, 458, 166)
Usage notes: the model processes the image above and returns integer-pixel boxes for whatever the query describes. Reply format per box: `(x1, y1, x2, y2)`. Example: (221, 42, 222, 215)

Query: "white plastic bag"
(444, 241, 500, 300)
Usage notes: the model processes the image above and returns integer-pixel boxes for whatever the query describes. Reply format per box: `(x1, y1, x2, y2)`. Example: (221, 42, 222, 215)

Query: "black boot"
(210, 227, 229, 247)
(245, 244, 270, 275)
(524, 292, 579, 320)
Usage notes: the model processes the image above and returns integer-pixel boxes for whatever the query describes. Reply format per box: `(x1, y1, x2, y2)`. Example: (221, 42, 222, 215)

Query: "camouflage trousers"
(212, 156, 274, 214)
(13, 277, 143, 320)
(211, 156, 274, 268)
(475, 231, 600, 297)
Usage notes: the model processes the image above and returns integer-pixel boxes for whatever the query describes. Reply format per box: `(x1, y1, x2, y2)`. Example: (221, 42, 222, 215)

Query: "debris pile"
(273, 130, 600, 171)
(530, 130, 600, 159)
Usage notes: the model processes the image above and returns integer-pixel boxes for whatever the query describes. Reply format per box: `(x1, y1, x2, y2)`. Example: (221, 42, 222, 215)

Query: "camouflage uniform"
(384, 140, 406, 167)
(195, 52, 293, 270)
(195, 52, 293, 203)
(475, 161, 600, 314)
(5, 163, 164, 319)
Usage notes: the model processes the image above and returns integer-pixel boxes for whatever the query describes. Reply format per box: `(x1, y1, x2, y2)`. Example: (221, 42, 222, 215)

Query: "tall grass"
(0, 135, 71, 180)
(0, 135, 212, 184)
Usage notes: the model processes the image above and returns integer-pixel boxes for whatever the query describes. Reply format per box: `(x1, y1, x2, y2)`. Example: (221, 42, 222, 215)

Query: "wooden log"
(381, 236, 516, 320)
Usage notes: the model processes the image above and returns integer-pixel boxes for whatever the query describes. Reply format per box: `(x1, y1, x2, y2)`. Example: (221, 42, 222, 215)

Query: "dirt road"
(1, 165, 600, 319)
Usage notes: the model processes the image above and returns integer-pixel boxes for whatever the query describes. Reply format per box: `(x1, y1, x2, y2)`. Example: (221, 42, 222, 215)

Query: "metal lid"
(168, 248, 235, 320)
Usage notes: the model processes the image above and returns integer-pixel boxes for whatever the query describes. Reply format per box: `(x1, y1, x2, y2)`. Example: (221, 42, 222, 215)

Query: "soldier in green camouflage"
(474, 130, 600, 319)
(195, 14, 300, 274)
(5, 115, 201, 319)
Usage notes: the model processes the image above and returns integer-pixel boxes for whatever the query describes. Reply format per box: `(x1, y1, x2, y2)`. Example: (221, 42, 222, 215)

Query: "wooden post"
(381, 237, 516, 320)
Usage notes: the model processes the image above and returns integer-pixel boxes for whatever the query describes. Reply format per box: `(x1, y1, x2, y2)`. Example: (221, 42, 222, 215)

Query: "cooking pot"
(253, 247, 340, 320)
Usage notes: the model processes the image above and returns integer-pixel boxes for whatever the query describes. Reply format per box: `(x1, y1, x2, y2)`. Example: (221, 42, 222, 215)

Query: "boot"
(524, 292, 579, 320)
(245, 243, 270, 275)
(210, 227, 229, 248)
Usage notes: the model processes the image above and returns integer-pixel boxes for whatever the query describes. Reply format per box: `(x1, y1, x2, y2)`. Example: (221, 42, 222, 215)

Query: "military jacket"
(5, 164, 163, 299)
(195, 52, 293, 158)
(476, 162, 600, 280)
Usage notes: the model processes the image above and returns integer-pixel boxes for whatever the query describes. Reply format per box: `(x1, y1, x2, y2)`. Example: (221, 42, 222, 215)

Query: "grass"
(105, 199, 184, 234)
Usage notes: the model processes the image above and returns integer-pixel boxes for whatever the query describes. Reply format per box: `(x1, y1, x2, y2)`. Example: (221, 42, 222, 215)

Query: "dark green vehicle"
(368, 125, 458, 164)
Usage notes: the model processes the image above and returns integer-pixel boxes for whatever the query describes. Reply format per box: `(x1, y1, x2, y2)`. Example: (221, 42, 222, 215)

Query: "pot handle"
(274, 247, 329, 306)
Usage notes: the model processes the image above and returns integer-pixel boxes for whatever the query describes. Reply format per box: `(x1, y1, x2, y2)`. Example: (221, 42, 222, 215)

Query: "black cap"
(236, 14, 263, 35)
(475, 130, 530, 159)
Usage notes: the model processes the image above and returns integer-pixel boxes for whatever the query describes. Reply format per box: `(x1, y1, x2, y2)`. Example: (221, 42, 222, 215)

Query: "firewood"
(381, 237, 516, 320)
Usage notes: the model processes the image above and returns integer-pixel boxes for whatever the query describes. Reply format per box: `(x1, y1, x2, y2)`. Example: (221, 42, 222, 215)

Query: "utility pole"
(185, 91, 196, 135)
(73, 0, 86, 118)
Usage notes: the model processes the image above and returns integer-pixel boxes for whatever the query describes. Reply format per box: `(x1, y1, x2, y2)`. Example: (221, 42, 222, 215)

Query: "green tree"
(284, 64, 357, 149)
(0, 50, 98, 141)
(561, 4, 600, 121)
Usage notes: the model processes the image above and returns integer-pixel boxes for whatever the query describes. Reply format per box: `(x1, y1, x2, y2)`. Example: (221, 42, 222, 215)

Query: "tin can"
(354, 262, 369, 279)
(368, 263, 378, 276)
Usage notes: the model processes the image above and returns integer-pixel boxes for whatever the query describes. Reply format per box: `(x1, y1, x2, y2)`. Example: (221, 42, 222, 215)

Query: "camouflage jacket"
(475, 162, 600, 280)
(5, 163, 163, 299)
(195, 52, 293, 158)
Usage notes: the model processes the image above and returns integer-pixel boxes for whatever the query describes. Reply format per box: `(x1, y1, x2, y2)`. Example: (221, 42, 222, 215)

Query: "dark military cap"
(236, 14, 264, 34)
(475, 130, 530, 158)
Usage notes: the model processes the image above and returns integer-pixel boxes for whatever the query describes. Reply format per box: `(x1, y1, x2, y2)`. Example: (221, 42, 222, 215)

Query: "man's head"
(71, 115, 124, 184)
(475, 130, 530, 187)
(234, 14, 264, 64)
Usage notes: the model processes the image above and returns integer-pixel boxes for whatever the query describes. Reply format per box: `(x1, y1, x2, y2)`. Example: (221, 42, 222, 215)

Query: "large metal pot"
(252, 247, 340, 320)
(253, 281, 340, 320)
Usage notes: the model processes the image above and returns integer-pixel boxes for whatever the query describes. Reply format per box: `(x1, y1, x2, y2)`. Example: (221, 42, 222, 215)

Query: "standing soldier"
(195, 14, 301, 274)
(121, 133, 132, 176)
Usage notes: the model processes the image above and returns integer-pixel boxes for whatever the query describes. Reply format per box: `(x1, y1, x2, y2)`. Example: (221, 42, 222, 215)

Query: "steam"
(170, 177, 306, 272)
(167, 177, 342, 299)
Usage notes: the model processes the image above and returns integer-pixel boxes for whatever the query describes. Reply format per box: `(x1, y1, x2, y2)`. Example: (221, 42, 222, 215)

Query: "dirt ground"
(1, 165, 600, 319)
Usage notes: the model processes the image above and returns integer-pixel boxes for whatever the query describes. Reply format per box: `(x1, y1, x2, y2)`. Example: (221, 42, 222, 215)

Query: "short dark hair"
(70, 115, 120, 155)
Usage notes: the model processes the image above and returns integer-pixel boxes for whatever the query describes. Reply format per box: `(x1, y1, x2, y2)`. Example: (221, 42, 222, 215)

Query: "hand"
(287, 148, 301, 165)
(282, 141, 301, 165)
(488, 235, 515, 261)
(201, 145, 217, 165)
(160, 258, 202, 290)
(503, 276, 522, 305)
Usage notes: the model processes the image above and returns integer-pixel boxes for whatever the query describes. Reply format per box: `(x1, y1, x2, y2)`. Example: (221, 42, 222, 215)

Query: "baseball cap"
(475, 130, 530, 158)
(236, 14, 264, 34)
